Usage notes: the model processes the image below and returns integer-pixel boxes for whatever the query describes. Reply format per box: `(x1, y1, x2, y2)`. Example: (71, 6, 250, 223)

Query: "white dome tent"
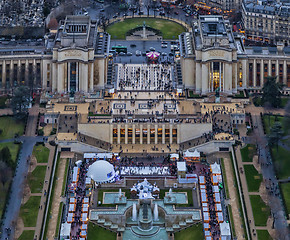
(87, 160, 116, 183)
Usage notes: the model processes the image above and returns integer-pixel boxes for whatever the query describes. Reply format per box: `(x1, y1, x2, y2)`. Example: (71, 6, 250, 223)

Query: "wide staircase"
(180, 133, 214, 150)
(77, 132, 112, 151)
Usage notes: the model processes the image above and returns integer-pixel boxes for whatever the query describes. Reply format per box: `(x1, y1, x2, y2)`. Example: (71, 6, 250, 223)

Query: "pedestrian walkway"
(223, 156, 246, 239)
(46, 157, 68, 240)
(0, 108, 12, 116)
(26, 104, 40, 136)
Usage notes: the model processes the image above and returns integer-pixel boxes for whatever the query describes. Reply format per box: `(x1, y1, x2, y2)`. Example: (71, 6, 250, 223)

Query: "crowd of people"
(117, 64, 173, 91)
(114, 155, 178, 176)
(67, 161, 90, 239)
(200, 167, 222, 239)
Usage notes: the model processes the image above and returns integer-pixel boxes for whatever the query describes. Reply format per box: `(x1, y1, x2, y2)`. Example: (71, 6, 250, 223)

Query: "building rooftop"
(0, 39, 45, 56)
(95, 32, 110, 55)
(192, 15, 236, 51)
(244, 46, 290, 56)
(53, 15, 97, 50)
(243, 0, 290, 17)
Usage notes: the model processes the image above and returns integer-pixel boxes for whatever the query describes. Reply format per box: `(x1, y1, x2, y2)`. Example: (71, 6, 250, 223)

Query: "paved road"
(110, 40, 175, 64)
(86, 1, 193, 28)
(0, 136, 45, 240)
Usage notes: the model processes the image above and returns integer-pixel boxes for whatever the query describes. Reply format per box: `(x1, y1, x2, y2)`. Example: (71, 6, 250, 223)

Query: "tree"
(1, 146, 12, 164)
(47, 18, 58, 30)
(283, 100, 290, 135)
(262, 76, 282, 108)
(264, 101, 272, 126)
(0, 161, 12, 187)
(0, 146, 13, 168)
(268, 122, 283, 152)
(11, 86, 30, 119)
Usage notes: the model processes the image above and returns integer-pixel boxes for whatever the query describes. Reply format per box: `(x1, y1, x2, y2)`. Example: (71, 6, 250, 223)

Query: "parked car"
(136, 50, 141, 56)
(127, 52, 133, 56)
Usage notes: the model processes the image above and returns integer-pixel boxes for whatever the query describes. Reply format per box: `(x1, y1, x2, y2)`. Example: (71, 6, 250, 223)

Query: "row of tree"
(0, 147, 13, 187)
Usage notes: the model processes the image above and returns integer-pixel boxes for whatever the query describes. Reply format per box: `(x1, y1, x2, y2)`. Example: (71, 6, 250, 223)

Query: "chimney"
(277, 42, 284, 52)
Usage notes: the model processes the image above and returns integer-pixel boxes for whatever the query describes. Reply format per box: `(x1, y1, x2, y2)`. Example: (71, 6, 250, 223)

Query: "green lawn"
(250, 195, 270, 226)
(257, 230, 272, 240)
(253, 97, 288, 108)
(0, 181, 11, 220)
(87, 222, 116, 240)
(32, 144, 49, 163)
(44, 152, 60, 239)
(281, 97, 290, 108)
(271, 145, 290, 180)
(174, 223, 204, 240)
(107, 17, 186, 40)
(244, 165, 262, 192)
(228, 205, 236, 238)
(221, 158, 229, 199)
(55, 202, 63, 237)
(262, 115, 290, 179)
(234, 91, 245, 98)
(0, 142, 21, 163)
(262, 115, 284, 135)
(240, 144, 256, 162)
(28, 166, 47, 193)
(0, 116, 25, 140)
(230, 153, 247, 238)
(187, 90, 201, 98)
(62, 158, 69, 196)
(18, 230, 35, 240)
(280, 182, 290, 217)
(20, 196, 41, 227)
